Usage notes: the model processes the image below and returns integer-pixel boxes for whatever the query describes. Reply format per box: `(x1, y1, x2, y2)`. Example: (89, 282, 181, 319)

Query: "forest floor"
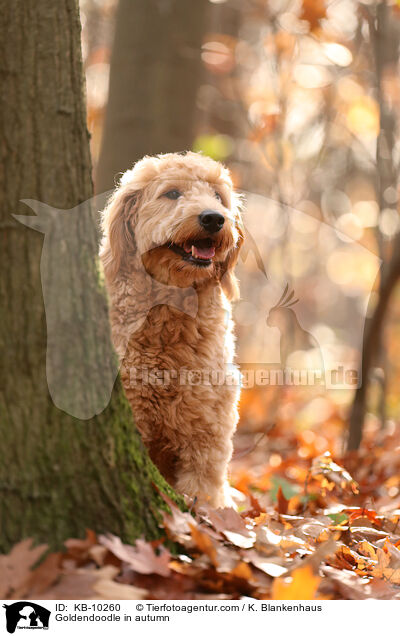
(2, 387, 400, 600)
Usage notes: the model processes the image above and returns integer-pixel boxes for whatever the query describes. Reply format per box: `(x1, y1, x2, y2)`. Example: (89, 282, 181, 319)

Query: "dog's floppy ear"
(220, 212, 244, 302)
(100, 186, 141, 282)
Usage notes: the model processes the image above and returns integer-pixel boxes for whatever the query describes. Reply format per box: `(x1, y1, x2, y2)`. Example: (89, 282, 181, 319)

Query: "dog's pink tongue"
(192, 244, 215, 260)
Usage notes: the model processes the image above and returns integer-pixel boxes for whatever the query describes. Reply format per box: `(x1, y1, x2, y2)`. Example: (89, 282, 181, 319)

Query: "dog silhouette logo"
(3, 602, 50, 634)
(13, 194, 198, 419)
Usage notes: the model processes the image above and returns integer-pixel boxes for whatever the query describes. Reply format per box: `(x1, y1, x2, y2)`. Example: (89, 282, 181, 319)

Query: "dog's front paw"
(210, 482, 238, 510)
(176, 474, 237, 509)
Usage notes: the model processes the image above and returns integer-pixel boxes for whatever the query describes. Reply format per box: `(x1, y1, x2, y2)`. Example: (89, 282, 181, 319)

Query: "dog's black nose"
(199, 210, 225, 234)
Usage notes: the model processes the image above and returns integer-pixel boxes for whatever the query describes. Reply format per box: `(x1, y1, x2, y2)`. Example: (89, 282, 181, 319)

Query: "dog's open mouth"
(168, 238, 216, 266)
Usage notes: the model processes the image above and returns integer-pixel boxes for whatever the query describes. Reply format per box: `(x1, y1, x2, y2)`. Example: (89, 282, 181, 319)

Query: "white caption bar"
(0, 599, 394, 635)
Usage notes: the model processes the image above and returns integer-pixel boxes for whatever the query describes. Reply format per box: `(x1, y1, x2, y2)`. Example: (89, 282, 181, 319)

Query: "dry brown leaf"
(300, 0, 327, 30)
(92, 578, 147, 600)
(223, 530, 256, 549)
(88, 544, 108, 567)
(0, 539, 48, 598)
(202, 507, 256, 548)
(25, 553, 62, 597)
(349, 526, 388, 542)
(244, 550, 288, 578)
(355, 541, 377, 561)
(64, 529, 97, 563)
(159, 493, 196, 546)
(99, 534, 170, 577)
(276, 486, 289, 514)
(37, 570, 99, 600)
(312, 453, 359, 494)
(190, 525, 218, 567)
(322, 565, 382, 600)
(230, 562, 253, 581)
(372, 540, 400, 584)
(94, 565, 120, 580)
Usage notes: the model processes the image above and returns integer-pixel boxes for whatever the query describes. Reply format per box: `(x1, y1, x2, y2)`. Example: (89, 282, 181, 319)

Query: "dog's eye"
(164, 189, 181, 200)
(215, 191, 223, 202)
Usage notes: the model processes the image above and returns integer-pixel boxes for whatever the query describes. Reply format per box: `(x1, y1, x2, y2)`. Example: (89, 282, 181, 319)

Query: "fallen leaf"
(92, 578, 147, 600)
(99, 535, 170, 577)
(312, 453, 359, 494)
(271, 565, 321, 600)
(276, 486, 289, 514)
(201, 507, 256, 548)
(0, 539, 48, 598)
(355, 541, 377, 561)
(230, 562, 253, 581)
(64, 529, 97, 563)
(190, 525, 218, 567)
(300, 0, 327, 30)
(25, 553, 62, 597)
(245, 550, 288, 577)
(37, 570, 99, 600)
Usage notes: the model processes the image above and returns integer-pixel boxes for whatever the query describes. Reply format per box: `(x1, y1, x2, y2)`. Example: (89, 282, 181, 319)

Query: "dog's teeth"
(191, 245, 195, 256)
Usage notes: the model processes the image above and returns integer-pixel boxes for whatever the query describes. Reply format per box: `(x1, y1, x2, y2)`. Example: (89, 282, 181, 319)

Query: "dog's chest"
(130, 286, 235, 370)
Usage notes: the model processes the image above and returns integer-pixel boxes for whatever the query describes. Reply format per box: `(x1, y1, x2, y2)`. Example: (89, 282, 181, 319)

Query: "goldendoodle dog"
(100, 151, 244, 507)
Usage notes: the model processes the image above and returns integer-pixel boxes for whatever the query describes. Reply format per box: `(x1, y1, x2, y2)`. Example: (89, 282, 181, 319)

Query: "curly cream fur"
(100, 152, 244, 507)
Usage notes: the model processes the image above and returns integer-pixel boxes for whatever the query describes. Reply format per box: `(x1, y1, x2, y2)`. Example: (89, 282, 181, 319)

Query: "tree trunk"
(347, 1, 399, 450)
(95, 0, 208, 193)
(347, 252, 400, 450)
(0, 0, 179, 553)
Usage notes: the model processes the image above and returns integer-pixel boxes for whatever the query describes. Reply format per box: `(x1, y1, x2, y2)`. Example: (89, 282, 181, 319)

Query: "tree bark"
(0, 0, 179, 552)
(95, 0, 208, 193)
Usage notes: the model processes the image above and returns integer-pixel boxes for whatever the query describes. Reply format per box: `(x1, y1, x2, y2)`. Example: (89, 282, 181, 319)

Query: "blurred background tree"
(96, 0, 209, 192)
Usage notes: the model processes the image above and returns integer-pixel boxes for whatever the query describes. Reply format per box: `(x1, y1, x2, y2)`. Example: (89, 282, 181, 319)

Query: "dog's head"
(100, 151, 244, 300)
